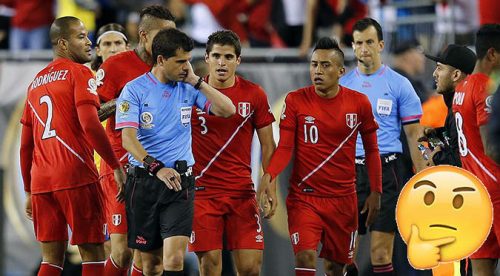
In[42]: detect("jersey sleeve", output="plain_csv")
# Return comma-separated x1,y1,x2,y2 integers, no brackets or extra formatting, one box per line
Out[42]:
73,66,100,108
358,94,378,134
474,82,492,127
279,92,297,131
115,84,140,129
20,98,33,126
96,61,121,102
398,77,423,124
253,86,275,129
193,86,211,113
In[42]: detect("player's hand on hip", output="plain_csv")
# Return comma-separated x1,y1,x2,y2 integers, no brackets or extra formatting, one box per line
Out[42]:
408,224,455,269
157,168,182,192
25,192,32,220
114,167,126,202
361,191,381,227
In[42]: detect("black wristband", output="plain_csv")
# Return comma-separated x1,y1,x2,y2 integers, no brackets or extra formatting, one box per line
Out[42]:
194,76,203,90
143,155,165,176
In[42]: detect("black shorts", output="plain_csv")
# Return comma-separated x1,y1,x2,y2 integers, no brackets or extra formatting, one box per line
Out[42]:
356,153,403,235
125,166,195,251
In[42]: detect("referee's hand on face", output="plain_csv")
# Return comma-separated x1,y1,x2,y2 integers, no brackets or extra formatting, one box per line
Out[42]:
157,168,182,192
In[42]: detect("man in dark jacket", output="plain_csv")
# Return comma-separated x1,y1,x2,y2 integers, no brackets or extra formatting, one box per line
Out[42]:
423,44,477,166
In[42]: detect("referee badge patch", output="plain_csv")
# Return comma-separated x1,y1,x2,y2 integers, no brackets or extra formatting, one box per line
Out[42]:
181,107,192,127
140,112,154,129
112,214,122,226
119,101,130,113
376,98,393,117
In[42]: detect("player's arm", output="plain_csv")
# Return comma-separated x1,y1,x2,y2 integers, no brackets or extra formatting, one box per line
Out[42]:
121,128,182,191
185,62,235,117
20,124,34,220
256,124,277,218
98,98,117,121
77,103,126,201
360,130,382,227
404,122,428,172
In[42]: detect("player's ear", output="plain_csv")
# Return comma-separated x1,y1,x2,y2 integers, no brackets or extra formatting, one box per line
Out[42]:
204,52,209,63
57,38,68,50
339,66,346,77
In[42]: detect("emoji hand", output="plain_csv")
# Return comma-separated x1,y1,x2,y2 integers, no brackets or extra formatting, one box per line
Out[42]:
408,225,456,269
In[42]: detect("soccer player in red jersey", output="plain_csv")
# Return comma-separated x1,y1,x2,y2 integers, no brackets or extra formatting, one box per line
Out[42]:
189,30,277,275
96,6,176,276
452,24,500,276
260,37,382,276
19,16,125,276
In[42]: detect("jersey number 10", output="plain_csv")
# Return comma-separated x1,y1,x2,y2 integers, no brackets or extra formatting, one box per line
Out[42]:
304,124,319,144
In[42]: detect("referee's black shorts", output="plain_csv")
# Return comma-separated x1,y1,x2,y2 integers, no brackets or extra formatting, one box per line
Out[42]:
355,153,404,235
124,165,195,251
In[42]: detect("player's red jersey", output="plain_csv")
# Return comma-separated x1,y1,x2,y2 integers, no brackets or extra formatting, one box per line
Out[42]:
452,73,499,192
20,58,100,194
278,85,378,197
191,76,275,198
96,50,150,175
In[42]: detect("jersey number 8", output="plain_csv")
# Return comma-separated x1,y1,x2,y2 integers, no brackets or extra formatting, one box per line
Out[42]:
455,112,468,157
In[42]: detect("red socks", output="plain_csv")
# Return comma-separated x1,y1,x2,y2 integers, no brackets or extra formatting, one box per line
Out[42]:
82,261,105,276
295,267,316,276
38,262,63,276
130,263,143,276
104,256,129,276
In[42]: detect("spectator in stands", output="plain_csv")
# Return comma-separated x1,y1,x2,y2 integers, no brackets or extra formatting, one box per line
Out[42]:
299,0,367,56
7,0,54,51
272,0,306,47
57,0,99,41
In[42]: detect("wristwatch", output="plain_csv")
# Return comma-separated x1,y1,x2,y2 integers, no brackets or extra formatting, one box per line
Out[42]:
143,155,156,166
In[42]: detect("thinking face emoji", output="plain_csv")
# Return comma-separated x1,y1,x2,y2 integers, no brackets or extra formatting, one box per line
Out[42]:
396,165,492,269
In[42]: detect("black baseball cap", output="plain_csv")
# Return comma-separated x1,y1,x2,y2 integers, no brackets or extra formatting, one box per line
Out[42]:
425,44,477,74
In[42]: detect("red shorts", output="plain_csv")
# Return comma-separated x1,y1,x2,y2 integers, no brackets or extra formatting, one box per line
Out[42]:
188,196,264,252
32,183,106,245
471,190,500,259
100,173,127,234
286,193,358,264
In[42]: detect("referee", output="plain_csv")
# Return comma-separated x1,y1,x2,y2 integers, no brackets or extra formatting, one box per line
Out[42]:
116,28,235,276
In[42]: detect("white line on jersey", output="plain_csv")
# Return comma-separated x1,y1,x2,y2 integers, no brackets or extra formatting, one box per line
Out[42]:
298,122,361,186
469,150,497,182
28,100,85,163
195,111,254,180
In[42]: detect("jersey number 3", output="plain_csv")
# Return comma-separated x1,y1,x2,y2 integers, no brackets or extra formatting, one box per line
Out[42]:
40,95,57,139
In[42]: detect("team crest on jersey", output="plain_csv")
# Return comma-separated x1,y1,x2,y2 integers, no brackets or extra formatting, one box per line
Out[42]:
95,69,105,86
291,232,300,245
180,107,192,127
140,112,154,129
112,214,122,226
238,102,251,117
305,116,315,124
87,78,98,95
119,101,130,113
189,231,195,244
346,113,357,129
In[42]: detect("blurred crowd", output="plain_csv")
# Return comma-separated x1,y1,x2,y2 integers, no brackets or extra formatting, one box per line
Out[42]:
0,0,499,53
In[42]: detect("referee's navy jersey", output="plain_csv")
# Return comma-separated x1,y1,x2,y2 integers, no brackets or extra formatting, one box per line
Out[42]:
116,72,210,168
340,65,422,157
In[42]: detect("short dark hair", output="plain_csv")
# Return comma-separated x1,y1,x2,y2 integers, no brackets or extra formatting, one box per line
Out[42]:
206,30,242,57
475,24,500,59
139,5,175,32
353,18,383,41
152,28,193,63
49,16,81,46
92,23,128,71
313,37,345,64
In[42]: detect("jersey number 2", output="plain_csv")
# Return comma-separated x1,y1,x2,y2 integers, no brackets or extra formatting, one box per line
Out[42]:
40,95,56,139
